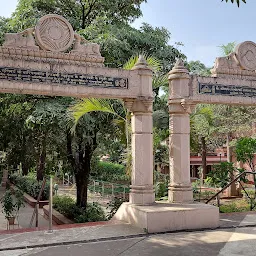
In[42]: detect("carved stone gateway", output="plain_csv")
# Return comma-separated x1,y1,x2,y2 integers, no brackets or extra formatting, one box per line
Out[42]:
4,15,254,234
0,15,156,230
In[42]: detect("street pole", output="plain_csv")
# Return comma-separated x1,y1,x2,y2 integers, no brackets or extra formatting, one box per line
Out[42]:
48,176,53,233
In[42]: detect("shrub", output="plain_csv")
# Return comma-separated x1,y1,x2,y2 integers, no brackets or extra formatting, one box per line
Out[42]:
106,197,128,220
91,161,129,182
53,195,106,223
155,182,167,198
9,173,49,200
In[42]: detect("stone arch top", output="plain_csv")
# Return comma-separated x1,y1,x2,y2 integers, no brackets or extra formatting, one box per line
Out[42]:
2,14,104,66
0,15,153,102
168,41,256,106
211,41,256,79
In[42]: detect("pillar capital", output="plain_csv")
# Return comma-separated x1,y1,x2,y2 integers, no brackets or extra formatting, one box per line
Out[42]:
168,99,196,114
168,59,190,80
124,97,154,113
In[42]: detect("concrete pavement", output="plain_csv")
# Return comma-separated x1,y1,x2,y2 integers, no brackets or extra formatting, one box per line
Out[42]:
0,226,255,256
0,189,49,231
0,212,256,255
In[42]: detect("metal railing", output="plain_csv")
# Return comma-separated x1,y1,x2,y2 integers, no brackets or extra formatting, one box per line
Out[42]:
205,171,256,210
88,179,129,199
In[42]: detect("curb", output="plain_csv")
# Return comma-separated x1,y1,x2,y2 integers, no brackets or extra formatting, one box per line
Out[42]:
0,223,256,252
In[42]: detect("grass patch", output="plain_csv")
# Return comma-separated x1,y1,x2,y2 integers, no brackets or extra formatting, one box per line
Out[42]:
219,199,251,213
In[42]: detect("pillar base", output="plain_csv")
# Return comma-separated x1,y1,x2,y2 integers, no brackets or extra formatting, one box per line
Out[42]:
168,184,193,203
114,202,219,233
129,185,155,205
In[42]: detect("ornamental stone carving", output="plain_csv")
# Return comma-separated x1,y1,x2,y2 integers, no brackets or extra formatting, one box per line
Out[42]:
1,14,104,67
211,41,256,79
235,41,256,71
71,33,101,56
3,28,39,50
35,14,74,52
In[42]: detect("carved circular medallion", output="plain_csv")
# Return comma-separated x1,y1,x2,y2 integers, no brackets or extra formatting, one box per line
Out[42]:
235,41,256,71
35,14,74,52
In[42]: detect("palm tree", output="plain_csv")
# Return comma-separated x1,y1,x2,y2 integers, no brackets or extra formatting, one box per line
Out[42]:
70,54,168,176
219,42,236,56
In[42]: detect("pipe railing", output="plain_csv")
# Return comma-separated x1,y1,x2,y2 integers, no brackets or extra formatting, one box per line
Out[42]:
205,171,255,205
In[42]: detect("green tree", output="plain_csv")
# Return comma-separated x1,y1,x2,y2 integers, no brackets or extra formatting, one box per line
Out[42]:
187,61,211,76
207,162,235,188
0,17,13,45
236,137,256,172
236,137,256,202
80,21,185,70
10,0,146,31
190,105,216,179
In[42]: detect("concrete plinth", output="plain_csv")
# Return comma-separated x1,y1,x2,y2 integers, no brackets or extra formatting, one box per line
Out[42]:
114,202,219,233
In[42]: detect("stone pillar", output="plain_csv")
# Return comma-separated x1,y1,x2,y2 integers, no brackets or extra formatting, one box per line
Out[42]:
124,56,155,205
1,169,8,187
168,60,194,203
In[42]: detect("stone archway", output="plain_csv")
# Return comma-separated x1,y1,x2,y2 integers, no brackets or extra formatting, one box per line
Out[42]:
4,14,254,234
0,15,154,211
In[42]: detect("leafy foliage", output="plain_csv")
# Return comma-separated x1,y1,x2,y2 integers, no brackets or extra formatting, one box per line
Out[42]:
236,137,256,171
106,197,128,220
1,188,24,218
206,162,235,188
10,0,146,31
91,160,128,182
155,182,168,198
53,195,106,223
187,61,211,76
9,173,50,200
80,22,185,71
219,42,236,56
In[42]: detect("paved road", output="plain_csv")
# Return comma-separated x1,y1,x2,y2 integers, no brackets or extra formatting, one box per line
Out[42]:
1,226,256,256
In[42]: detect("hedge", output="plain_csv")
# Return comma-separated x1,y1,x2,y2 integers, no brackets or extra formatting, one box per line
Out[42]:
53,195,106,223
9,173,50,201
91,161,129,182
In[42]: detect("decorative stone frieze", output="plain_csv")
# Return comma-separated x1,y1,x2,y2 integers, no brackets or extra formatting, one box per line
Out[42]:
71,33,101,56
3,28,39,50
211,41,256,79
1,14,104,67
236,41,256,71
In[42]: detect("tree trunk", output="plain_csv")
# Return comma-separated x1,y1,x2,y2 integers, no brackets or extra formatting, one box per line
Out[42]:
37,135,46,181
201,137,207,180
22,163,29,176
75,145,95,209
226,133,238,196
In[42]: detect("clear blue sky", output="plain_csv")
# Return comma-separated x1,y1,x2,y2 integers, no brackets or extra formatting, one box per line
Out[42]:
1,0,255,67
